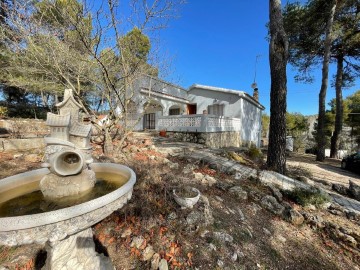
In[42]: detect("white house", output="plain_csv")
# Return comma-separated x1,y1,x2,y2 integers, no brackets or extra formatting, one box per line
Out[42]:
187,84,264,146
124,75,265,147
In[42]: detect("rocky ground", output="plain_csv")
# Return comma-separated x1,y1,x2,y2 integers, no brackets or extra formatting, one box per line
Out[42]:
0,134,359,270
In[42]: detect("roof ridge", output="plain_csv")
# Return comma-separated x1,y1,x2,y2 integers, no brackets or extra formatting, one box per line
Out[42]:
46,112,71,126
55,89,82,109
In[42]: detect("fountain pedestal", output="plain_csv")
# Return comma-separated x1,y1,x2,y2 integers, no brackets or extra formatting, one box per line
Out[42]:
43,228,112,270
40,168,96,199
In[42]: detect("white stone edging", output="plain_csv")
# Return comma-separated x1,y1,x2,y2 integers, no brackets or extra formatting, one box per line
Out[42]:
259,170,311,191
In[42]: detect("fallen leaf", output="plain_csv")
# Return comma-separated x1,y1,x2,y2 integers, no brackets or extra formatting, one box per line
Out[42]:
171,259,182,267
107,237,115,244
159,226,168,237
98,233,107,244
187,252,193,266
135,249,141,257
139,239,147,250
165,253,173,262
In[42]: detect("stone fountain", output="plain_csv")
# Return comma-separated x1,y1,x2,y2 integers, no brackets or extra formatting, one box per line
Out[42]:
40,89,96,200
0,89,136,269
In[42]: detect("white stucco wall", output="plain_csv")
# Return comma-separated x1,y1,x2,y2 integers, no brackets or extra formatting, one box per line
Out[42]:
240,98,262,147
129,76,188,131
188,88,242,117
188,87,263,146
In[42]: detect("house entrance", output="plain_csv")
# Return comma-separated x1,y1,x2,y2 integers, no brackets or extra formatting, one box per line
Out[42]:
187,104,197,115
143,101,163,130
144,113,156,129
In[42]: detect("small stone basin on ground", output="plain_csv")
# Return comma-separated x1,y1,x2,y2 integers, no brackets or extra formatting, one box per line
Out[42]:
173,187,201,209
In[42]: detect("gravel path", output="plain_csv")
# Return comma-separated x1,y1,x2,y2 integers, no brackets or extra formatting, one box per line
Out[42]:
286,153,360,186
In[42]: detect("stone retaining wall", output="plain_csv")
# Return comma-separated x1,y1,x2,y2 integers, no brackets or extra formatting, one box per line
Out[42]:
168,131,241,148
0,119,49,138
0,138,46,152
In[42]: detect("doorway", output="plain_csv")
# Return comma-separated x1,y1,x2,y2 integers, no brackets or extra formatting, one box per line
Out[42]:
187,104,197,115
144,113,156,129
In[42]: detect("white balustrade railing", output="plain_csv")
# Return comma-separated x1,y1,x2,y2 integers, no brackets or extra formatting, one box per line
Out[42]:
157,114,241,132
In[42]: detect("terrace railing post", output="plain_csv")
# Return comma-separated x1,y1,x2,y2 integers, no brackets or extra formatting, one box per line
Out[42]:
201,115,207,132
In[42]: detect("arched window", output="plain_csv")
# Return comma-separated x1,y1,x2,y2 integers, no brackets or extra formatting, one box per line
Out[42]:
169,105,181,115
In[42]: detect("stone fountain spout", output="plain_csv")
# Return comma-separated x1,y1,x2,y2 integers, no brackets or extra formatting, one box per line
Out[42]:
51,150,84,176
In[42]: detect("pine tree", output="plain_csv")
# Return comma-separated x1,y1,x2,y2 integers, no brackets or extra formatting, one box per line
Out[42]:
267,0,289,174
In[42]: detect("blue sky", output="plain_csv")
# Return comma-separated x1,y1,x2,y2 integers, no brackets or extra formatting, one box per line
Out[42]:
156,0,359,115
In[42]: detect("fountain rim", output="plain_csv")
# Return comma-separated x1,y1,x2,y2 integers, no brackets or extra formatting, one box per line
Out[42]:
0,163,136,232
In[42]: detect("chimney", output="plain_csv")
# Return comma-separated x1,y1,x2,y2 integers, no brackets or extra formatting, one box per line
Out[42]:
253,87,259,101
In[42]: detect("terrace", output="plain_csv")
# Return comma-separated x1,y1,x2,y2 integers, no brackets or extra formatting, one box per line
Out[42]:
157,114,241,133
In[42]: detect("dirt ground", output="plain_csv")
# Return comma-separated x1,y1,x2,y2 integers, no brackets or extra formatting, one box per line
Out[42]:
0,138,359,270
286,152,360,186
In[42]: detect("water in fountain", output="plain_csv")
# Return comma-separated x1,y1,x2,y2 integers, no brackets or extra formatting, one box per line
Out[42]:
0,172,127,217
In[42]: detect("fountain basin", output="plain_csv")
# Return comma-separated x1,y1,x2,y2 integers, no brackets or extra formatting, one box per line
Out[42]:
0,163,136,246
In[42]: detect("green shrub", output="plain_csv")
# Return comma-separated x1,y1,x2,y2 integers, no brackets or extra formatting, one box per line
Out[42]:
0,106,8,118
247,143,263,159
285,187,330,207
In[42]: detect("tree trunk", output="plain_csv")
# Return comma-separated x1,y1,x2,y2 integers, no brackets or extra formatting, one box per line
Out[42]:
0,0,8,47
40,90,49,107
54,94,59,104
267,0,288,174
0,2,4,24
330,55,344,158
316,0,336,162
103,128,114,156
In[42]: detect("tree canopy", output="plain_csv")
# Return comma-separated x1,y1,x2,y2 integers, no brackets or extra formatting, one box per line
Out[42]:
283,0,360,83
0,0,94,99
283,0,360,160
286,112,309,152
345,90,360,149
0,0,183,154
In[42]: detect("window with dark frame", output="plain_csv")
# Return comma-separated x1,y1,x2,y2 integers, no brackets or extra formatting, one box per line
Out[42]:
208,104,224,116
144,113,156,129
169,108,181,115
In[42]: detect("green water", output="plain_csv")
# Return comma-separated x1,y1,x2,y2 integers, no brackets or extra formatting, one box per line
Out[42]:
0,172,127,217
